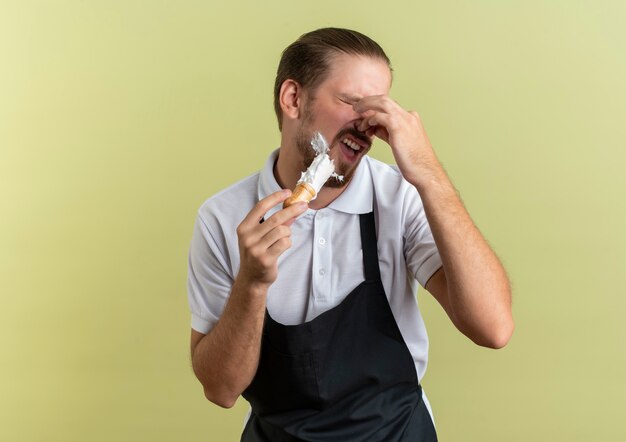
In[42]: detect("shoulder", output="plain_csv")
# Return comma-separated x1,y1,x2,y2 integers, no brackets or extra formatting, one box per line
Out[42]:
197,173,260,233
365,155,404,179
365,156,423,210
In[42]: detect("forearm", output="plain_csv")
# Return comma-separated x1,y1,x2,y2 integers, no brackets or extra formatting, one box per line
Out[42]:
192,278,268,408
414,168,514,347
351,96,513,346
189,192,306,407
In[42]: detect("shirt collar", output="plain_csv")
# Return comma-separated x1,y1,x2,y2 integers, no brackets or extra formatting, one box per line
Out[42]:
326,155,373,214
257,149,284,219
257,149,373,218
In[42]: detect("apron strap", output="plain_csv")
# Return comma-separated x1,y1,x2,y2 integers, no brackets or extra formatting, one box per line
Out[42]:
359,211,382,282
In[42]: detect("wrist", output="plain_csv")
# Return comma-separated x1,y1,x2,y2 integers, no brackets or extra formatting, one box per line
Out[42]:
410,164,449,194
233,275,271,298
413,170,463,218
399,146,444,191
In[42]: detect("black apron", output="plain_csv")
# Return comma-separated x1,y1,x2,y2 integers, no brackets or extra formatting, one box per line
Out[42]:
241,211,437,441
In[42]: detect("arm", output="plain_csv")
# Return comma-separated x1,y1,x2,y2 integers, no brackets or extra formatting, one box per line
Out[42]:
355,96,514,348
190,190,308,408
419,167,513,349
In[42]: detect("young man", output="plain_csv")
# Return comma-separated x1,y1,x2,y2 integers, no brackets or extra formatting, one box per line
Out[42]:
188,27,513,441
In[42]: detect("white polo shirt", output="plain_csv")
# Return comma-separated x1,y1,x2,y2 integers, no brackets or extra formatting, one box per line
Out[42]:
187,149,442,416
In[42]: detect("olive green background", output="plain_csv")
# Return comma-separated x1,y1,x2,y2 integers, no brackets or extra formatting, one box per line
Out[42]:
2,0,625,440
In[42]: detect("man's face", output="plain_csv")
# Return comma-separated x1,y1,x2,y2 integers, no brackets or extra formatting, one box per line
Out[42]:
294,54,392,188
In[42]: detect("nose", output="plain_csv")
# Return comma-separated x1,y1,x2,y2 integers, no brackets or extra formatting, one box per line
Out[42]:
352,118,367,135
351,106,372,134
353,105,367,119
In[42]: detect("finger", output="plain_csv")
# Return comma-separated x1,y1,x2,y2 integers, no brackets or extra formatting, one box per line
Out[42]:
267,236,292,258
283,216,297,227
240,189,291,229
372,112,395,129
359,112,393,133
358,116,390,143
353,95,399,114
241,200,306,250
263,201,308,231
258,224,292,253
365,126,377,138
373,125,390,143
358,116,372,132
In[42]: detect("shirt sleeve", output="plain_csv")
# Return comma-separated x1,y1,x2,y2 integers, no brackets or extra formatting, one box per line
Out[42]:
403,187,443,288
187,212,234,334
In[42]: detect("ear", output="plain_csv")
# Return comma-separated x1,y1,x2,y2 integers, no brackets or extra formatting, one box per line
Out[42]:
279,79,303,121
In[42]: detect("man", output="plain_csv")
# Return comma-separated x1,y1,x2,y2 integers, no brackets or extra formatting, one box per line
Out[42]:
187,28,513,441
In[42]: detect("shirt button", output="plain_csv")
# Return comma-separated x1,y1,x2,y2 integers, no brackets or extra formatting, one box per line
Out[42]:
318,237,326,245
319,268,326,276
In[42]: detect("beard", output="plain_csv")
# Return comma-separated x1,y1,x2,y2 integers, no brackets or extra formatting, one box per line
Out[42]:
295,106,371,189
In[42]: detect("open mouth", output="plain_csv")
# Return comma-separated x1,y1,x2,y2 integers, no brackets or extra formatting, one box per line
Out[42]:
339,137,368,162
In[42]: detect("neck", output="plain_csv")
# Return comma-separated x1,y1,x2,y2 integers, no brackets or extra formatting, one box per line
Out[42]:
308,186,348,210
273,147,300,191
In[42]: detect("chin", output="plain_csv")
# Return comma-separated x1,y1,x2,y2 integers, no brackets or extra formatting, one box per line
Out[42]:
324,177,348,189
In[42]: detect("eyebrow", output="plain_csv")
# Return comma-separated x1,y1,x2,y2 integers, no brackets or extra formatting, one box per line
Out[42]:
337,94,361,104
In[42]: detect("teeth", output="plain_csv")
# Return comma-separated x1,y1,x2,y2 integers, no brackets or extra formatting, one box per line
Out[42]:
342,138,360,151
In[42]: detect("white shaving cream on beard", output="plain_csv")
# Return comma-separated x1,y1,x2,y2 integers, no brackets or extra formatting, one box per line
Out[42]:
297,132,344,196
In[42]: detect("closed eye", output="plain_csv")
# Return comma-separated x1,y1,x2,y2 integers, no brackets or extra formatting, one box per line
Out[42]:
337,95,360,106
